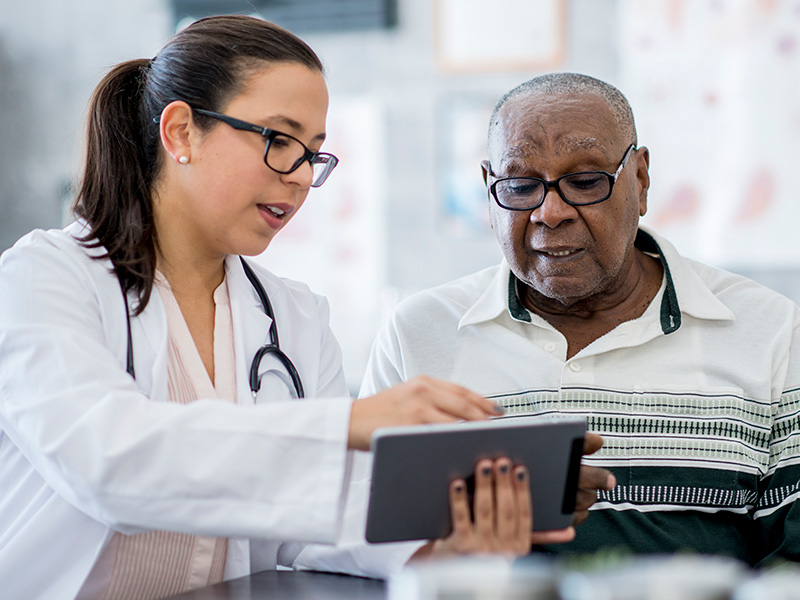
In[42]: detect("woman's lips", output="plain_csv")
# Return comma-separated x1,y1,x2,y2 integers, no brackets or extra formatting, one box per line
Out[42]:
257,203,293,229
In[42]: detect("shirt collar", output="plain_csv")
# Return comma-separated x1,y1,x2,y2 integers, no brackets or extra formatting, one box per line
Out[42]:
458,261,522,329
458,226,734,333
638,226,735,325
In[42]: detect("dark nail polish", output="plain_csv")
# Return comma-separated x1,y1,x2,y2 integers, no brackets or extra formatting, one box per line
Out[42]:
517,470,525,481
499,463,509,474
482,466,491,477
454,482,464,493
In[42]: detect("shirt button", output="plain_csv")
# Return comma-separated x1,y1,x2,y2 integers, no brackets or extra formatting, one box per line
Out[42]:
568,362,581,372
544,342,556,352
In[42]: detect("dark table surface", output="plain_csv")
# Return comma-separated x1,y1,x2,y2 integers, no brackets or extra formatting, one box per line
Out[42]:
166,570,387,600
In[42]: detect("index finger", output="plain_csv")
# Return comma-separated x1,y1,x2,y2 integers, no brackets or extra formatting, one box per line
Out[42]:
578,464,616,492
582,432,604,455
530,526,576,545
430,380,505,420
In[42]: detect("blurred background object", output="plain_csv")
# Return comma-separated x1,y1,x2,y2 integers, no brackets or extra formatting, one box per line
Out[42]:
2,0,799,391
388,553,750,600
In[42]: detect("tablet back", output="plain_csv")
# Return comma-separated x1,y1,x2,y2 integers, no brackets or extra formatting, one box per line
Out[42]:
365,416,585,543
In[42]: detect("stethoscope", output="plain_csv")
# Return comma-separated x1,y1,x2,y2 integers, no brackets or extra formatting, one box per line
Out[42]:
122,256,304,399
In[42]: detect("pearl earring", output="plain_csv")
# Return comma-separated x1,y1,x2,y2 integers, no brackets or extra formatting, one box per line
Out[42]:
178,156,189,164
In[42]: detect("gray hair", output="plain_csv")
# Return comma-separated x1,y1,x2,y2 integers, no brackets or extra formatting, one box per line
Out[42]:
488,72,637,149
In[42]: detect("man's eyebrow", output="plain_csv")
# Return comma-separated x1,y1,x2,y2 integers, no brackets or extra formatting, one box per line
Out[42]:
558,136,606,153
266,114,327,142
499,141,540,162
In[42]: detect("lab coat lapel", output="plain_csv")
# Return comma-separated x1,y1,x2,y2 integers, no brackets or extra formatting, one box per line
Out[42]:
226,255,274,406
130,287,169,400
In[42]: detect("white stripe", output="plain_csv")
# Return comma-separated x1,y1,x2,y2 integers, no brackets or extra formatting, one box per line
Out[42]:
583,457,765,475
753,489,800,519
591,502,752,514
763,454,800,476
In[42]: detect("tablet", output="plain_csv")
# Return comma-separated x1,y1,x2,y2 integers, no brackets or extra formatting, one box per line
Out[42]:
365,416,586,543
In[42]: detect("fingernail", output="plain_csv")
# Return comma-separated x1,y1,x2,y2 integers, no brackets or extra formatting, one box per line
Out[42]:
499,463,509,474
454,481,464,493
607,474,617,489
517,470,526,481
492,404,505,415
482,466,491,477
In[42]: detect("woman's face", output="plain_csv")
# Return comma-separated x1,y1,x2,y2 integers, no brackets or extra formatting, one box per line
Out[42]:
162,62,330,259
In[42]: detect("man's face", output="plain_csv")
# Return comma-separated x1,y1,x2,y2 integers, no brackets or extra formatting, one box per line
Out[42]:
483,92,650,309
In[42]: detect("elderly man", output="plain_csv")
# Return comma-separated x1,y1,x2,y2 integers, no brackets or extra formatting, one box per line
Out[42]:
361,73,800,566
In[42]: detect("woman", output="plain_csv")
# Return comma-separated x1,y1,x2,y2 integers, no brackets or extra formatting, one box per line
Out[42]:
0,15,577,600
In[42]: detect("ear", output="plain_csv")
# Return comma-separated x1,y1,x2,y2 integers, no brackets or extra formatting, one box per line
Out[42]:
480,160,491,186
158,101,196,164
480,160,495,231
634,146,651,217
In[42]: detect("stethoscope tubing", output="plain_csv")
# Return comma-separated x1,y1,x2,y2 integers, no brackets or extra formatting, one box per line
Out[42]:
239,257,305,399
120,256,304,399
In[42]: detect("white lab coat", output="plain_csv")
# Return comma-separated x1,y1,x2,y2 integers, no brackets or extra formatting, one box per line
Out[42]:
0,223,364,598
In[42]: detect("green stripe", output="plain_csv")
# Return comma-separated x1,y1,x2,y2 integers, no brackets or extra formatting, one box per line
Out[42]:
493,391,774,476
507,273,531,322
534,509,755,564
493,390,772,424
596,468,758,509
634,229,681,334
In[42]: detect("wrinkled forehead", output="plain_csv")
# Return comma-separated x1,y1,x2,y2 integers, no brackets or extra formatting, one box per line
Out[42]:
488,91,622,165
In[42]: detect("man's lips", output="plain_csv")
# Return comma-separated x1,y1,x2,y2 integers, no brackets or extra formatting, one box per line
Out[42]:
535,247,584,258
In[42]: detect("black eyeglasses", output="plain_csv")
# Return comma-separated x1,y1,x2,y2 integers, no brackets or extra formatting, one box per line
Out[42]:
487,144,636,211
194,108,339,188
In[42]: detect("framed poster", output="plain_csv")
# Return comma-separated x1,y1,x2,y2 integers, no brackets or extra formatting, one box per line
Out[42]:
434,0,566,72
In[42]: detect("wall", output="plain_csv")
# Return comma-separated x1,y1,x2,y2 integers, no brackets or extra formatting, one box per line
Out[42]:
0,0,170,249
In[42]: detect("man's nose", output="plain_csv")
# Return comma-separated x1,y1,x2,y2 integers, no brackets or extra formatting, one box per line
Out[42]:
531,186,578,228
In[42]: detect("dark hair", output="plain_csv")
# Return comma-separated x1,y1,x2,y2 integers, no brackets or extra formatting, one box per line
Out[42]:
73,15,324,314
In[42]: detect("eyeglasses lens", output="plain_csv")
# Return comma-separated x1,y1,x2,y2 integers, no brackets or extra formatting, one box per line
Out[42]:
264,133,337,188
494,173,611,209
265,134,306,173
310,155,337,188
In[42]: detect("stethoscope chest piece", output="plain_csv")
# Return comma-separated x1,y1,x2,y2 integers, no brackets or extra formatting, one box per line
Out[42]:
121,256,305,399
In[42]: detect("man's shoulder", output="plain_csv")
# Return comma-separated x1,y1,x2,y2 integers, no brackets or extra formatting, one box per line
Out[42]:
648,228,798,319
683,254,797,312
393,263,503,317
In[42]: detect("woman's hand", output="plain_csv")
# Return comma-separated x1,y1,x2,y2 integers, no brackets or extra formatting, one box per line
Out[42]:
409,457,576,562
572,433,616,526
348,376,503,451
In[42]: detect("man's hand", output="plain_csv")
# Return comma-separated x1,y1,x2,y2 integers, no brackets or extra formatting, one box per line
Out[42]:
573,432,616,526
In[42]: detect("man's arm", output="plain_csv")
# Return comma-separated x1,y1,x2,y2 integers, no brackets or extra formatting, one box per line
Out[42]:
753,316,800,565
360,314,407,397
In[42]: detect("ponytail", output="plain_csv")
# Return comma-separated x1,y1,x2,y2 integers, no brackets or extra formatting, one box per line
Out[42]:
73,59,157,315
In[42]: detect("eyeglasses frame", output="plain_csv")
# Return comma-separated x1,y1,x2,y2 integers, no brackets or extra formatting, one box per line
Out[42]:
487,144,637,211
193,108,338,188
